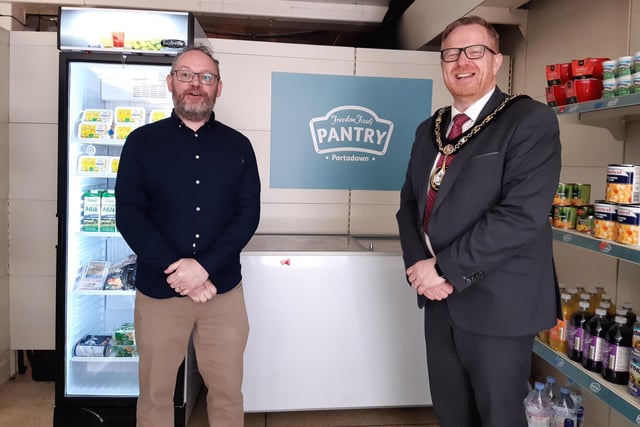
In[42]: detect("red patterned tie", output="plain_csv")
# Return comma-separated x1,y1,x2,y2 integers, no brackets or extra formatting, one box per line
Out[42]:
422,113,470,233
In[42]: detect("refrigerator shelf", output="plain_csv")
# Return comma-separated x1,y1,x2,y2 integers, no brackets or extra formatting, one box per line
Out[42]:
74,289,135,296
71,356,139,363
75,171,118,179
76,231,122,237
73,138,125,147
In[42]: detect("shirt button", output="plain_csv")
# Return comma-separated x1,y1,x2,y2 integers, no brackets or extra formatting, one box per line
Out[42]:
192,243,196,248
195,133,198,138
195,154,200,159
196,207,201,212
195,234,200,238
195,179,200,184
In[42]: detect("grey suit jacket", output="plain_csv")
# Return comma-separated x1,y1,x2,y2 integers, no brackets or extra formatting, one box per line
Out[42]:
396,88,562,337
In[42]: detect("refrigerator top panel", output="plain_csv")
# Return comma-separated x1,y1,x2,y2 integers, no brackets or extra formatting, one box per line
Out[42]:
58,7,191,54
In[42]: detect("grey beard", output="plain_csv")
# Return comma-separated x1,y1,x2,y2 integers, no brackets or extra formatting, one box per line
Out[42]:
175,104,212,122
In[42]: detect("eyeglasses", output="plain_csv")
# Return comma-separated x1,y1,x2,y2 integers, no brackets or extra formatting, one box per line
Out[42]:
172,70,219,85
440,44,498,62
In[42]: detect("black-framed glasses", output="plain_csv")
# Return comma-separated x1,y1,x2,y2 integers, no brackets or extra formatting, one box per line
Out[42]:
173,70,219,85
440,44,498,62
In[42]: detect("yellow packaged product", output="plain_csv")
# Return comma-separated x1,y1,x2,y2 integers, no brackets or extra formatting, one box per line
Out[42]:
78,155,109,173
110,157,120,174
114,124,138,140
78,122,111,139
149,109,171,122
115,106,146,124
81,109,113,124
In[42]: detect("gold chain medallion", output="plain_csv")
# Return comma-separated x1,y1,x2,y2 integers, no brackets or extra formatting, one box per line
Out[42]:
429,94,522,191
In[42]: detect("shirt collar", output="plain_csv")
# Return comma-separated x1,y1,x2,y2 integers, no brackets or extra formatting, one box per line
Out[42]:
170,109,217,129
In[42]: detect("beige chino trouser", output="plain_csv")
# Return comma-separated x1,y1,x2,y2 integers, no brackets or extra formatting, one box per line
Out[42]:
135,283,249,427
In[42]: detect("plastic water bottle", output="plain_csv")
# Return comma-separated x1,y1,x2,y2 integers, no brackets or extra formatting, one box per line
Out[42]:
544,376,559,401
564,379,584,426
525,381,552,427
551,387,577,427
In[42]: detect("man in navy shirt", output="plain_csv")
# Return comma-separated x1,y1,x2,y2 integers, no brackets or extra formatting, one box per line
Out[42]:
115,44,261,427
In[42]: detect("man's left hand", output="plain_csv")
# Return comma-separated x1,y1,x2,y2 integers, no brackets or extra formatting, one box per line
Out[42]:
165,258,209,295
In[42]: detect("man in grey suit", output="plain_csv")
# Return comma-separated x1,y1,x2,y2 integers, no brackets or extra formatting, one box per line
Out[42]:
396,15,561,427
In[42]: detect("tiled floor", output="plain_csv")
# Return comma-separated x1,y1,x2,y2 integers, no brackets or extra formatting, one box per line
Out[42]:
0,365,439,427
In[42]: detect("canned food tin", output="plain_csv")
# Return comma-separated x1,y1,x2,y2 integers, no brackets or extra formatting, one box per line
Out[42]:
606,164,640,203
618,55,634,77
615,204,640,245
575,205,595,217
593,200,617,240
553,205,577,229
554,183,574,206
603,59,617,79
616,75,632,96
572,183,591,206
629,348,640,397
602,78,617,98
633,322,640,349
576,215,595,234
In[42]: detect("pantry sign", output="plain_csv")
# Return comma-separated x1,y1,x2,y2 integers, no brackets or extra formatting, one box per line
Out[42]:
270,72,432,190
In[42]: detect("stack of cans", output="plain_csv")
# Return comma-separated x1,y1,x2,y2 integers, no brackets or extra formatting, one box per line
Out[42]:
553,183,593,230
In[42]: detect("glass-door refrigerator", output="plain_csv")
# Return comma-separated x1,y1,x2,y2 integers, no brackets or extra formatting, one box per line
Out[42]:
54,7,208,426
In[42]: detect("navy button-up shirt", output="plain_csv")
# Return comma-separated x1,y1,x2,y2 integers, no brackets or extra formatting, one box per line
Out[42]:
115,111,261,298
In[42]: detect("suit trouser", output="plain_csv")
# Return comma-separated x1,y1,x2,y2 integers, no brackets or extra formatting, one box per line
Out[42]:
424,300,534,427
135,283,249,427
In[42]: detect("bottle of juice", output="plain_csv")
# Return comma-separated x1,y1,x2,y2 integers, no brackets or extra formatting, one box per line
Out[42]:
567,300,593,362
549,292,572,353
586,286,600,309
600,294,616,314
599,301,613,322
595,286,607,308
582,307,612,372
566,287,579,311
602,314,632,384
621,302,636,327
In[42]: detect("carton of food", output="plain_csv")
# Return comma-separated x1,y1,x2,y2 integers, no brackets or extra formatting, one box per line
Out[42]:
78,122,111,139
149,109,172,122
114,124,138,140
81,109,113,124
78,155,109,173
74,335,111,357
115,106,145,124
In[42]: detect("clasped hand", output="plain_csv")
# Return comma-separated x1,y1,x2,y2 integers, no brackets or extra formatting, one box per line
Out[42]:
165,258,217,302
406,258,454,301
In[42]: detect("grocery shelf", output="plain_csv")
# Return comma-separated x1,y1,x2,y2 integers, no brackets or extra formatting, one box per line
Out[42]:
552,228,640,265
554,92,640,125
533,339,640,425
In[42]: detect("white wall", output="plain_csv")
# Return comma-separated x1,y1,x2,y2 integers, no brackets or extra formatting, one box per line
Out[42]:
8,31,58,350
0,25,10,383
